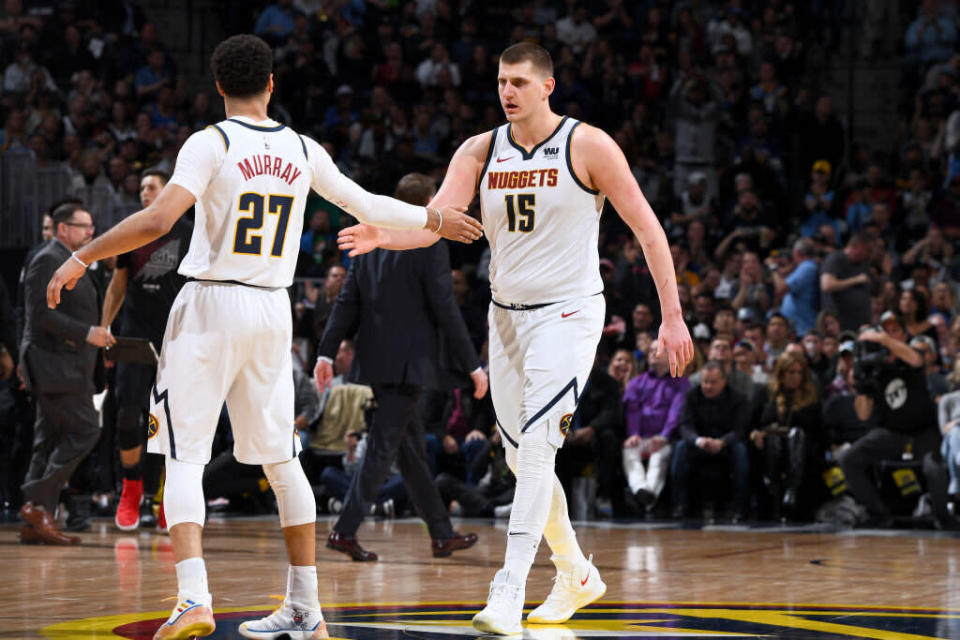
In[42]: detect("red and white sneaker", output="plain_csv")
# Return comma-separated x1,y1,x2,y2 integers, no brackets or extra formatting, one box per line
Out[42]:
115,478,143,531
527,554,606,624
156,503,168,533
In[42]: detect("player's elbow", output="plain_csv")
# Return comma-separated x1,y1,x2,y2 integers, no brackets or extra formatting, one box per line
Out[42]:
143,206,177,236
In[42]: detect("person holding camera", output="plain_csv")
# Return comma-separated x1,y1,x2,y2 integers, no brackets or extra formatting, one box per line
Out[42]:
838,311,941,526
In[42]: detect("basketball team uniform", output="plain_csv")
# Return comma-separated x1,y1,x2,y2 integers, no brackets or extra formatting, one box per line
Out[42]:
478,116,605,449
148,116,428,466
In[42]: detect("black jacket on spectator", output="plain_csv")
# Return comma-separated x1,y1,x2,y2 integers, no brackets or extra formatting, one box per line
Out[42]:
677,384,750,447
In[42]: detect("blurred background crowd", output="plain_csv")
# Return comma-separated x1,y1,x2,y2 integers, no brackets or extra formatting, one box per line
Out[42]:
2,0,960,530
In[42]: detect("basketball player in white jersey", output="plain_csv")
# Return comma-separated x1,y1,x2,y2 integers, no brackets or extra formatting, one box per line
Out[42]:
47,35,482,640
334,42,694,635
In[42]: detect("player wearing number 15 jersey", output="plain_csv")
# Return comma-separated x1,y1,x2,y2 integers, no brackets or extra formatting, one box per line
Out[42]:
46,35,483,640
336,43,693,635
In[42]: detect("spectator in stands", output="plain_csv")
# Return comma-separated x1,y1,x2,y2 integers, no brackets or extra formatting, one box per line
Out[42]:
899,289,939,345
731,251,771,316
938,362,960,498
753,352,826,519
905,0,957,71
134,48,172,101
821,232,872,332
689,336,755,401
415,43,460,88
607,347,637,394
774,238,820,336
670,72,724,198
556,5,597,55
254,0,297,46
764,312,792,370
800,160,839,239
622,341,688,513
911,334,948,402
3,43,56,96
671,360,751,520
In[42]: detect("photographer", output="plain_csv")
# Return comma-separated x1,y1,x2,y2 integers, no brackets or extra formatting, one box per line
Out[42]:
838,311,941,526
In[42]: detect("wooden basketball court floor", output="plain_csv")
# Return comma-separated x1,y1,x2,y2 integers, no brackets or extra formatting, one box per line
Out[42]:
2,516,960,639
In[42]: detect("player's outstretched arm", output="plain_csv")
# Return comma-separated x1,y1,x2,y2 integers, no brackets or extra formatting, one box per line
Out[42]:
305,136,482,244
336,132,490,256
575,124,694,376
47,184,196,308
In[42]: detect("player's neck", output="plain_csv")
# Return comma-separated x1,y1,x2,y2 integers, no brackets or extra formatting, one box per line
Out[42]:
223,97,270,122
509,109,563,148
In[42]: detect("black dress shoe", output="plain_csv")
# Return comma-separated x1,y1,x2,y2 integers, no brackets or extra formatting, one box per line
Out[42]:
326,531,378,561
431,531,478,557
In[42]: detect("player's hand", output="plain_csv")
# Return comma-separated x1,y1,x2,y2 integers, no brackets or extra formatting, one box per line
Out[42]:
314,358,334,392
86,327,116,348
47,257,86,308
338,224,383,257
436,205,483,243
470,367,488,399
656,315,694,377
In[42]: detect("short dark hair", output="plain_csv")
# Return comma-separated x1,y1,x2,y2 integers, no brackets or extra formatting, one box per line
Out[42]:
499,42,553,77
702,360,725,375
394,173,436,206
51,202,87,231
141,167,170,185
210,34,273,98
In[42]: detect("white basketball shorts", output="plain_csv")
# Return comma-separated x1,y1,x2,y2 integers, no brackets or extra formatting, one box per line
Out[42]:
146,280,301,465
488,293,605,450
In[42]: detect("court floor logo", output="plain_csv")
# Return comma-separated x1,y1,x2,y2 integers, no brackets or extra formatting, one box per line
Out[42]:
40,601,960,639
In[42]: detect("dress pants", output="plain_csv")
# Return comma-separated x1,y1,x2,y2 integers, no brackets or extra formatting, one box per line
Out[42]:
334,383,452,540
21,392,99,512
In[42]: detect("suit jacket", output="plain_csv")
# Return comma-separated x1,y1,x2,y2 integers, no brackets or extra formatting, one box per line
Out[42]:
20,239,100,394
318,241,480,390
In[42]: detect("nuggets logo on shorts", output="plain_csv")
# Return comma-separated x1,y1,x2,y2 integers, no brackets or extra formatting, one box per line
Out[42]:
147,413,159,440
559,413,574,437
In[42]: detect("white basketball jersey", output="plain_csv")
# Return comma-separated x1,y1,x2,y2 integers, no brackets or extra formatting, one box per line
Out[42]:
478,116,603,305
173,117,313,289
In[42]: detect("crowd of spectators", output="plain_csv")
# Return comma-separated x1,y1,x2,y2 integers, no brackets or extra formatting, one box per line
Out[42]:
4,0,960,528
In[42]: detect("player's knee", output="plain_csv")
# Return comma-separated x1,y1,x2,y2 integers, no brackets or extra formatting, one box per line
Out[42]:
263,457,315,528
164,457,206,527
116,406,145,450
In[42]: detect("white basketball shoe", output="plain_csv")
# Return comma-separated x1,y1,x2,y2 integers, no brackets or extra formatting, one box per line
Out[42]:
472,569,525,635
527,555,606,624
238,601,328,639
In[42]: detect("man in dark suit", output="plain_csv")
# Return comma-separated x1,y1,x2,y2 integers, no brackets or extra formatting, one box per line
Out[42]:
18,202,114,544
317,173,486,561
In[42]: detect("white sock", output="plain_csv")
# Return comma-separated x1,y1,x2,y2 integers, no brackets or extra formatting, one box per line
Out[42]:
287,565,322,612
543,475,588,571
175,557,211,606
502,428,556,586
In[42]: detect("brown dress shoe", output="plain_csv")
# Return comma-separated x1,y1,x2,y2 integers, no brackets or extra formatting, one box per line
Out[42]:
20,525,42,544
326,531,378,561
431,531,478,557
19,502,81,545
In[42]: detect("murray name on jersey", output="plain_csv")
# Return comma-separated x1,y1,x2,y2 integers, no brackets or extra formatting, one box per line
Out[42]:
236,153,302,186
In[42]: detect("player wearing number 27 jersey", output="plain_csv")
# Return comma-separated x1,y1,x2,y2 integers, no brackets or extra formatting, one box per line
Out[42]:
46,34,482,640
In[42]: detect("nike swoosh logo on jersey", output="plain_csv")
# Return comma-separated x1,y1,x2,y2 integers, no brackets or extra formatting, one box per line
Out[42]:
581,570,590,586
562,310,580,318
496,156,515,163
